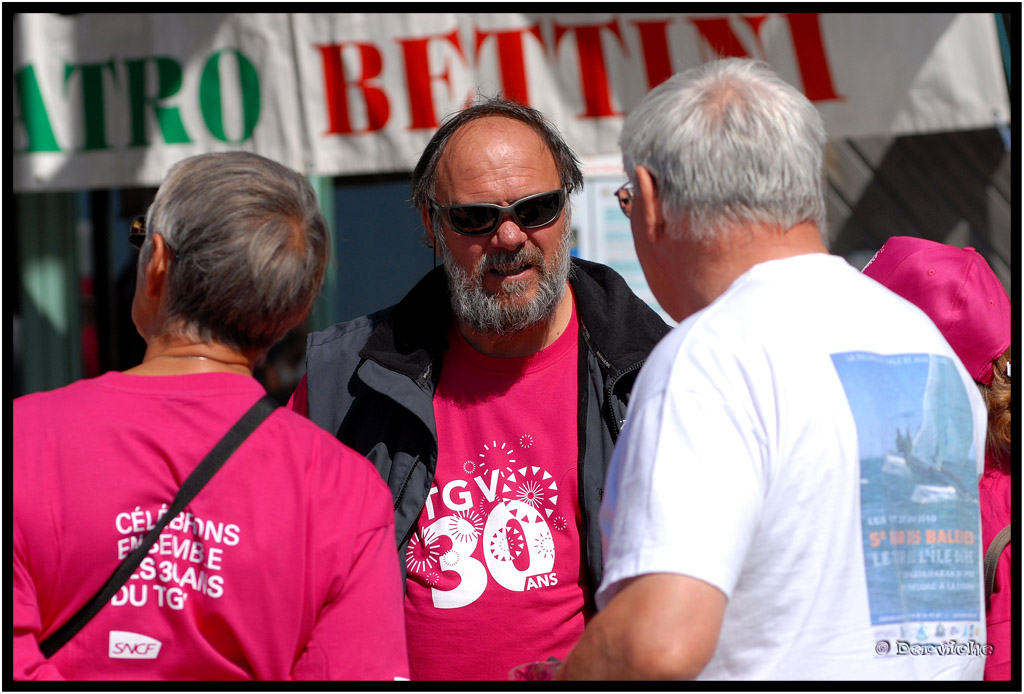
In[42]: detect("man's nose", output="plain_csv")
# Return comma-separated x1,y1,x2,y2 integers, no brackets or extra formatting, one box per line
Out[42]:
491,214,528,249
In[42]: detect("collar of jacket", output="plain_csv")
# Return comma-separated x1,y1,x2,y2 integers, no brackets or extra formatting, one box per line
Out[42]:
359,257,668,384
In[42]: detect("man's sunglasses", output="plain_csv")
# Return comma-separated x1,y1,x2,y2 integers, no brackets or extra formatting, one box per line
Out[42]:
129,215,179,258
430,189,566,236
614,182,634,218
129,215,147,249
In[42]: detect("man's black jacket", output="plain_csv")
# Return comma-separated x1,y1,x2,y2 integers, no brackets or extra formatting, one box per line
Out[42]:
302,257,670,595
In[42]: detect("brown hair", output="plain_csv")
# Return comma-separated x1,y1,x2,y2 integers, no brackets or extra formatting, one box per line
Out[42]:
978,346,1012,469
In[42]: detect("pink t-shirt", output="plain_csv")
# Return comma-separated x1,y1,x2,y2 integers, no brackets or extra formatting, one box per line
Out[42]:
404,301,589,680
979,454,1011,681
13,371,409,681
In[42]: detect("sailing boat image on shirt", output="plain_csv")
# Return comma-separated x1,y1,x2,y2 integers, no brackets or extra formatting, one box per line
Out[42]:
831,352,982,642
884,426,974,504
878,355,979,505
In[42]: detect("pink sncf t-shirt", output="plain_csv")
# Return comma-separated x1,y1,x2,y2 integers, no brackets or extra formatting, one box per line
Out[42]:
13,372,408,681
404,298,588,680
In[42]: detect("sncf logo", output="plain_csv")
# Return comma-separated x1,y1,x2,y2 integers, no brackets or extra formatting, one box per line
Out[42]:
108,631,162,659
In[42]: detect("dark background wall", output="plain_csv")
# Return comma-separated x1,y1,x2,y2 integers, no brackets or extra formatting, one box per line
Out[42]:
827,128,1012,292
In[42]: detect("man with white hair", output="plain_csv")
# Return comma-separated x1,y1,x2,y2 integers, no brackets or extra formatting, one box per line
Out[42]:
559,59,987,680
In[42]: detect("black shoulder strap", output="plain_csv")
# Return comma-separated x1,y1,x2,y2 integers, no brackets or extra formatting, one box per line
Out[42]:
984,523,1011,611
39,394,278,658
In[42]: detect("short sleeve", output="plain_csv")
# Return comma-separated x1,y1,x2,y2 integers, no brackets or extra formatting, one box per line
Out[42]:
12,521,65,680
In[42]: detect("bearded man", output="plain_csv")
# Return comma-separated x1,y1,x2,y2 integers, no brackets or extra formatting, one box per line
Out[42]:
289,97,669,680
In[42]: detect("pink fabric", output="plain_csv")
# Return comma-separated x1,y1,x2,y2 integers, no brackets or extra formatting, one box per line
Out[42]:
13,371,409,681
288,375,308,417
862,237,1010,385
979,455,1012,681
404,301,588,680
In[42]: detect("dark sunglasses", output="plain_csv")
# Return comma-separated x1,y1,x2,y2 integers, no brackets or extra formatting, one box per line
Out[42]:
430,189,566,236
129,215,147,249
129,215,178,258
614,182,634,218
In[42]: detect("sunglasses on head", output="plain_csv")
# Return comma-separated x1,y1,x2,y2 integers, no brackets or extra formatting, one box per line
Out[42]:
430,189,566,236
129,215,147,249
128,215,179,258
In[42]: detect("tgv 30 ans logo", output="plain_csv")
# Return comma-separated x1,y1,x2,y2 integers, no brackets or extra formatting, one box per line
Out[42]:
108,631,162,659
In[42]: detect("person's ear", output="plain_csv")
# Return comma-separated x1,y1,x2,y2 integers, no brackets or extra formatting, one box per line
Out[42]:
635,165,665,245
421,206,437,248
141,234,172,301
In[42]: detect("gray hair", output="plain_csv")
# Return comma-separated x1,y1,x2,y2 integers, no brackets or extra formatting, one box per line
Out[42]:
619,58,827,243
138,151,329,357
411,96,584,230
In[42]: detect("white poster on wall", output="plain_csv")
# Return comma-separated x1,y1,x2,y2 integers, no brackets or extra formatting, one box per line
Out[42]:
572,156,675,325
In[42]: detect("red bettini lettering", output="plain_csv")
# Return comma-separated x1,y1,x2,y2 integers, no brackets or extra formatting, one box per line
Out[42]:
687,14,841,103
318,42,390,134
473,24,544,105
783,13,842,102
554,18,626,118
398,28,467,130
688,15,764,61
632,19,674,90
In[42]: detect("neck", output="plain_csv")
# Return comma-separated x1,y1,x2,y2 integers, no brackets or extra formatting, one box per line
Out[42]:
677,222,828,320
127,338,255,377
457,289,574,358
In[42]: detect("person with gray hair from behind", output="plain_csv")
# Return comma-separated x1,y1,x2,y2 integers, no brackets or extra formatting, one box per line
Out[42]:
14,152,410,681
557,59,987,680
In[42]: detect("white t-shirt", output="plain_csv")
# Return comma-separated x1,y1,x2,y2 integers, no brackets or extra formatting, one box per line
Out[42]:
598,254,987,680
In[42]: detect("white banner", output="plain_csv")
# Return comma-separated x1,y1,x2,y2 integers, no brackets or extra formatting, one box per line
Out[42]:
13,12,1010,191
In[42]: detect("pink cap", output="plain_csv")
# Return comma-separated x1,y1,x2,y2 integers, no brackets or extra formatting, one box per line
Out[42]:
863,236,1011,385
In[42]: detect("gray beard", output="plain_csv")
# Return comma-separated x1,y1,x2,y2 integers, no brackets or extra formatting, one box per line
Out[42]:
435,221,572,338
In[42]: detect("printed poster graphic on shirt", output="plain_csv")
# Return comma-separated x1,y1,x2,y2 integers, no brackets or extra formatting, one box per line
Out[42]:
111,506,240,611
406,434,571,608
831,352,982,645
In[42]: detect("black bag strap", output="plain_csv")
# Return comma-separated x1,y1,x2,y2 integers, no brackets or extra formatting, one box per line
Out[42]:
984,523,1011,611
39,394,278,658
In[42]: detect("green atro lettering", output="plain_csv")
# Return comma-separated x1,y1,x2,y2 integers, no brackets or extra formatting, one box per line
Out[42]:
199,49,261,144
17,48,261,154
14,65,61,152
64,59,117,151
126,57,192,146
